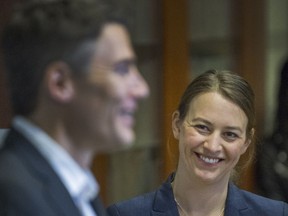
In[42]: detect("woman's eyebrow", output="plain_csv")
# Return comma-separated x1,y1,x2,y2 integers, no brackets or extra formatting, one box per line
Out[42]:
224,126,244,133
190,117,212,126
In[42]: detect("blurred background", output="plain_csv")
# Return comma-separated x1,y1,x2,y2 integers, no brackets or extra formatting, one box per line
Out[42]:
0,0,287,206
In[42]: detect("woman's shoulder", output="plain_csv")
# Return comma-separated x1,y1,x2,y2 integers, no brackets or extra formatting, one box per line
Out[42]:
107,176,175,216
236,184,285,204
228,183,288,214
107,190,157,216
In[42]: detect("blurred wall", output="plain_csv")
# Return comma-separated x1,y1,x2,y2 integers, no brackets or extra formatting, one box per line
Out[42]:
265,0,288,134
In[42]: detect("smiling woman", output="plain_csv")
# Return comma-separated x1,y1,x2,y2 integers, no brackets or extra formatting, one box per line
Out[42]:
173,91,251,185
107,70,288,216
174,70,255,179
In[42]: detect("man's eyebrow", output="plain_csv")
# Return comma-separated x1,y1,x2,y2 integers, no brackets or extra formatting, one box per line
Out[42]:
114,58,137,66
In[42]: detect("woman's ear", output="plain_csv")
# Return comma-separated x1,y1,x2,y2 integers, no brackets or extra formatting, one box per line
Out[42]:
172,111,181,140
44,61,75,103
241,128,255,155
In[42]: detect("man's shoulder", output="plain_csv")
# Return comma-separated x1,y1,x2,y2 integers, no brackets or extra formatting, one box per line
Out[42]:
0,129,45,187
0,128,81,216
0,139,35,186
0,129,27,170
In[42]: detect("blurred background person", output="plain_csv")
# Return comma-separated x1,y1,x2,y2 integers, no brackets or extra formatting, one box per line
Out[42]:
0,0,149,215
0,129,8,147
107,70,288,216
256,59,288,202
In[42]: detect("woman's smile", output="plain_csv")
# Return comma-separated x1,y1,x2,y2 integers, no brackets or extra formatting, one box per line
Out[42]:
196,152,223,164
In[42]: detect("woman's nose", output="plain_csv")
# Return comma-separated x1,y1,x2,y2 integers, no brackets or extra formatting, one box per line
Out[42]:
203,133,222,152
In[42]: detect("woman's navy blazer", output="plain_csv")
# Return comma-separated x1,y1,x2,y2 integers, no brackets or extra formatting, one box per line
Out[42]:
107,174,288,216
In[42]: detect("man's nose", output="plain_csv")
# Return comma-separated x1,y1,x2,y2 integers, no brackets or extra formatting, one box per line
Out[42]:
130,68,150,99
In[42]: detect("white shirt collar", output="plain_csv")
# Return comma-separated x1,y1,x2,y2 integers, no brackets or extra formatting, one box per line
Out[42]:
13,116,99,201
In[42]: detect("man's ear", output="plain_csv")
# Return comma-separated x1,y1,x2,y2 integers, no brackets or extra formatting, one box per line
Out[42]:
172,111,181,140
44,61,75,103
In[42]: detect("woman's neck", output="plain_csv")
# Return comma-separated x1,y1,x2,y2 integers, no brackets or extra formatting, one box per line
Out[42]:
172,171,228,216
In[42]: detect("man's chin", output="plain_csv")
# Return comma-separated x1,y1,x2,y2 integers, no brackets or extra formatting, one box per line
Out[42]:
101,132,135,153
115,134,135,150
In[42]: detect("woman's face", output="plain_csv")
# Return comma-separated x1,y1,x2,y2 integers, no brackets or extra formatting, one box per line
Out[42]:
172,92,251,185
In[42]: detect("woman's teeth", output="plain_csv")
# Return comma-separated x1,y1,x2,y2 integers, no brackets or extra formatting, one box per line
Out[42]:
199,155,220,164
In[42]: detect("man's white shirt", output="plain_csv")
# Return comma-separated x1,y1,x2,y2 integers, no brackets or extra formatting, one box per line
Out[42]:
13,116,99,216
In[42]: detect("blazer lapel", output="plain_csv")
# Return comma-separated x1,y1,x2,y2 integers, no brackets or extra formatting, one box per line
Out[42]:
151,175,179,216
44,176,82,216
225,183,253,216
91,196,108,216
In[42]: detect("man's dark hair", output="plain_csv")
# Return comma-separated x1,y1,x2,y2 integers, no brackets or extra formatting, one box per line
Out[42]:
2,0,125,116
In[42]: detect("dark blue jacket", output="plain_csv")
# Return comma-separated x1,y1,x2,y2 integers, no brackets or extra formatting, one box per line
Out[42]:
107,174,288,216
0,127,107,216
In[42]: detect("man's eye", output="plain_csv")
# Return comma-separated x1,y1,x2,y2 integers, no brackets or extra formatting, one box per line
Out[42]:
114,62,130,75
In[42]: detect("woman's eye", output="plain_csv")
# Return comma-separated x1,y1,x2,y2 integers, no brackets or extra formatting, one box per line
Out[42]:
223,132,239,141
194,124,210,132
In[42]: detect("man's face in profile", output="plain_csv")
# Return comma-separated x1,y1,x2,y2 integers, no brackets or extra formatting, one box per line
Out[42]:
70,23,150,152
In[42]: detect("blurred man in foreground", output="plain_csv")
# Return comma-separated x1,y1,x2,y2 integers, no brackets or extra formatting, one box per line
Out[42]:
0,0,149,215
